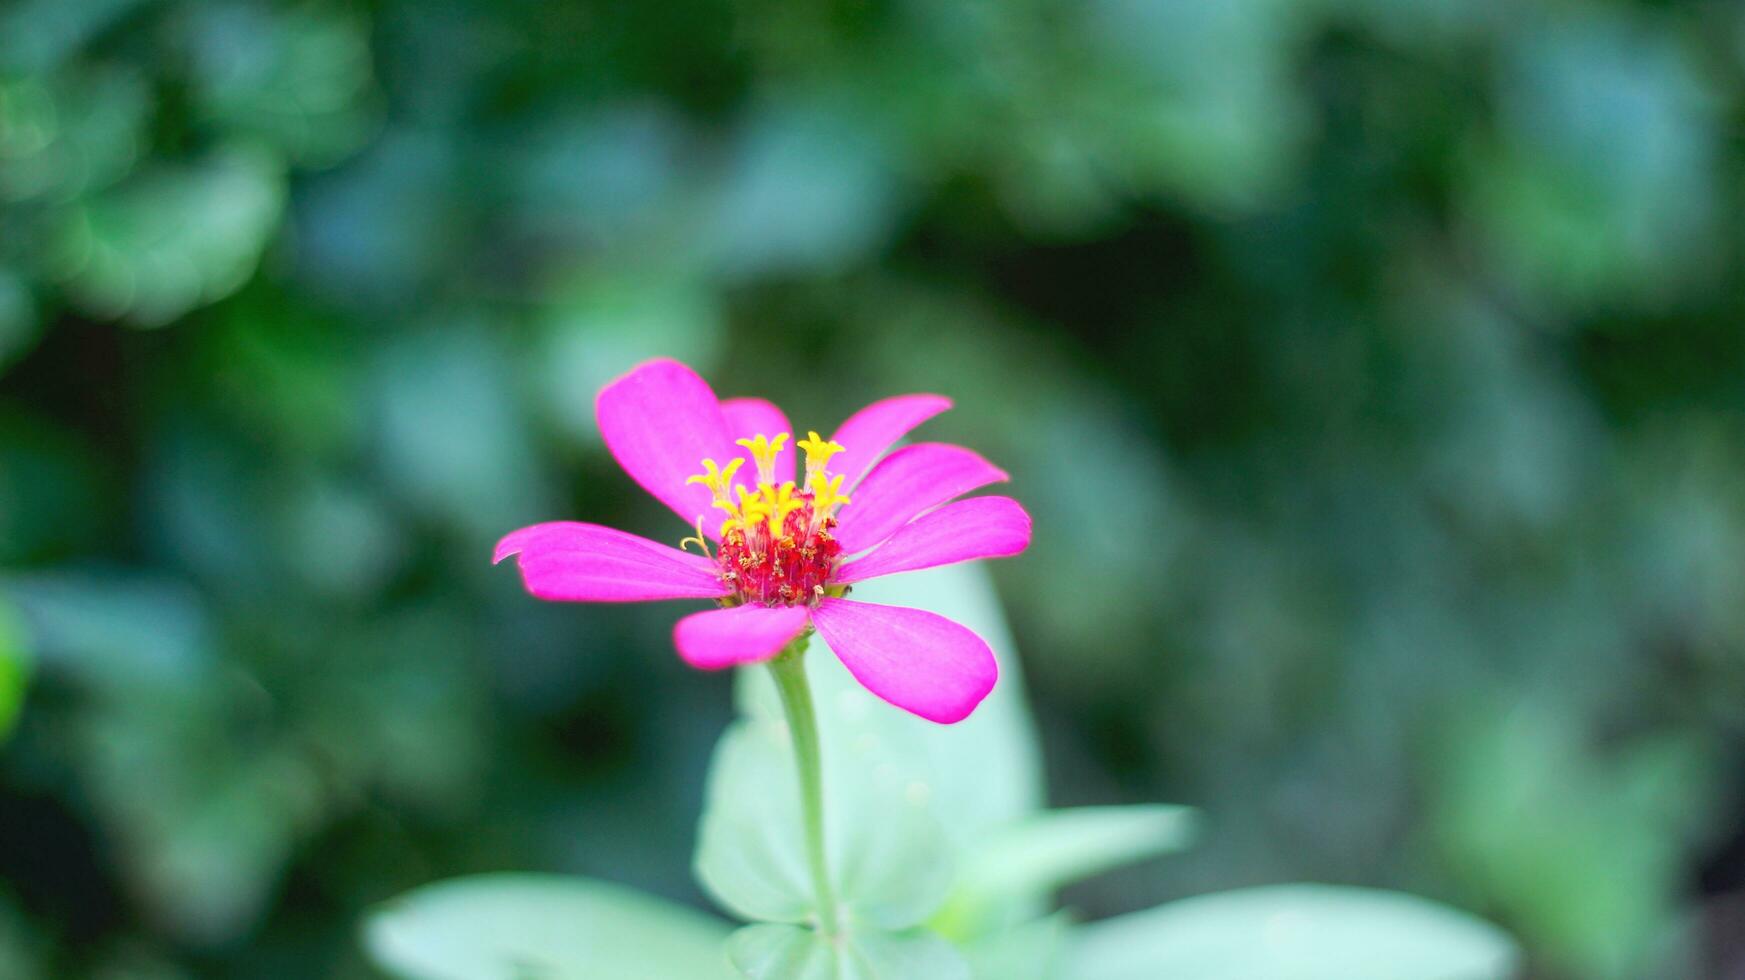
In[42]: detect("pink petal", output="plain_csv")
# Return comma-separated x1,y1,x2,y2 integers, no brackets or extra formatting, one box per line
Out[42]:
596,358,737,534
721,397,795,488
673,603,811,670
495,521,729,602
831,443,1009,554
809,598,997,724
834,497,1031,584
829,394,952,490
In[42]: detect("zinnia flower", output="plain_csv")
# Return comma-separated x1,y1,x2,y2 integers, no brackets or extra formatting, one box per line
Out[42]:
494,358,1031,724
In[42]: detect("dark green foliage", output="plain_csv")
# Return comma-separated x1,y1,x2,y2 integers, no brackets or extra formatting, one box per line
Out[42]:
1,0,1742,976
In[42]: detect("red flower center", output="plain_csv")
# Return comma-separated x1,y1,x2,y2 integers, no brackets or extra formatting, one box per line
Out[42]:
687,429,853,607
716,490,843,606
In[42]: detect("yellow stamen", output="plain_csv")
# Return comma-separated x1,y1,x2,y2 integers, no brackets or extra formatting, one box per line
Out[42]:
686,457,744,502
796,430,845,483
690,457,748,532
678,514,713,559
735,432,790,486
710,495,743,530
735,485,772,536
808,471,850,529
760,481,805,539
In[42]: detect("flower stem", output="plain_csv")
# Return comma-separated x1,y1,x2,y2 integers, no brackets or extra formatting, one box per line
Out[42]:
768,637,840,937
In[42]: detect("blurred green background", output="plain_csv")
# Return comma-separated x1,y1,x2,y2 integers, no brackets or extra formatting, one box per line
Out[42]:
1,0,1742,976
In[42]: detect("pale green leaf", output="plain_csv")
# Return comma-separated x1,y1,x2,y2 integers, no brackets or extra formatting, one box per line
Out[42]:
934,805,1197,939
734,564,1045,849
695,716,953,930
701,564,1041,929
695,720,819,925
363,873,736,980
1065,885,1520,980
831,564,1045,841
728,923,969,980
961,914,1070,980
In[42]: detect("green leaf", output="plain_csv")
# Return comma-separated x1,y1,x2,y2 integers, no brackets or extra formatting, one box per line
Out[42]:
845,564,1046,841
700,564,1043,931
363,873,736,980
1429,702,1706,979
728,923,969,980
695,720,817,925
48,149,286,327
0,601,31,739
179,5,377,166
933,805,1198,939
703,102,898,280
0,69,149,203
960,914,1069,980
536,273,726,445
695,717,954,930
1065,885,1520,980
736,564,1045,850
0,266,41,371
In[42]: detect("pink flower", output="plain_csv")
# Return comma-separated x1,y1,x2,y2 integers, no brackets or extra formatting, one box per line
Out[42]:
494,358,1032,724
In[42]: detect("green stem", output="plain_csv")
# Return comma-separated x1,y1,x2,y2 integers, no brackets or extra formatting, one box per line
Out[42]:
768,637,840,937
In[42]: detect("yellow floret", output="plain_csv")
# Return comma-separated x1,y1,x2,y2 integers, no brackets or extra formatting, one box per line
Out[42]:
796,430,845,481
732,485,772,536
735,432,790,485
808,471,850,520
686,457,743,502
760,481,805,538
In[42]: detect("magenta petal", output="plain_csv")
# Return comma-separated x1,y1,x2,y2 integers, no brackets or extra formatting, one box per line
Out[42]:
495,521,729,602
673,603,811,670
809,598,997,724
722,396,795,487
829,394,952,490
835,497,1031,584
596,358,737,533
831,443,1009,554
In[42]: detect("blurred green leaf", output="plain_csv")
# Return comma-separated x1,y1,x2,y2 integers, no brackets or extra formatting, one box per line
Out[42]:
179,4,378,166
0,415,104,562
0,266,40,369
3,572,212,688
727,923,968,980
701,563,1043,932
364,874,736,980
536,273,726,443
0,601,31,740
932,804,1198,939
3,0,1744,973
800,563,1048,849
695,716,954,930
693,719,815,925
0,69,149,203
1080,0,1307,211
702,102,899,280
1431,702,1710,979
112,754,312,945
510,107,686,246
1065,885,1519,980
960,914,1069,980
1462,14,1720,307
292,130,458,303
0,894,44,980
0,0,146,73
372,325,551,538
48,149,286,326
